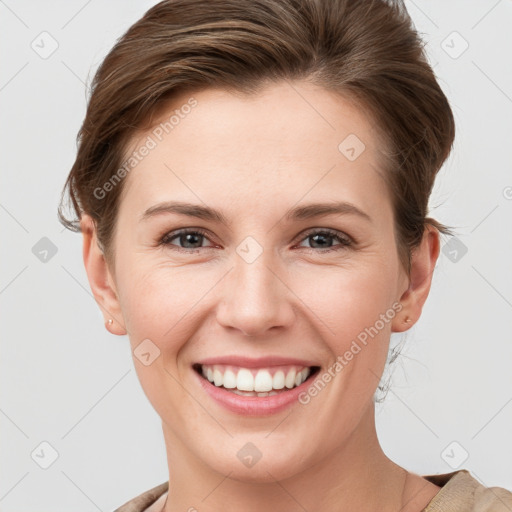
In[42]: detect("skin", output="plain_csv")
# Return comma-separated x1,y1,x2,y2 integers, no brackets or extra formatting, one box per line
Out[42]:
81,80,442,511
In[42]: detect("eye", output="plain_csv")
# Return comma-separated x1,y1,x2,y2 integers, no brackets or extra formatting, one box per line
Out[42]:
159,228,215,253
158,227,354,254
296,228,353,253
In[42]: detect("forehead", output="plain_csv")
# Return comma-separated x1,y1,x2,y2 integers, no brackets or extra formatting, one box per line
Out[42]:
118,81,391,220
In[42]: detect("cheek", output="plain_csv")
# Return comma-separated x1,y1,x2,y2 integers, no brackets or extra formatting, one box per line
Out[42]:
116,258,213,345
289,259,398,343
116,261,202,414
116,239,399,357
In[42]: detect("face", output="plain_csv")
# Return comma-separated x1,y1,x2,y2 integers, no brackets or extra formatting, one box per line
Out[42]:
96,80,414,481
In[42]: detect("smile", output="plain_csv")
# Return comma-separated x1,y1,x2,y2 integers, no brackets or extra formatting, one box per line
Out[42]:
192,361,321,415
196,363,317,395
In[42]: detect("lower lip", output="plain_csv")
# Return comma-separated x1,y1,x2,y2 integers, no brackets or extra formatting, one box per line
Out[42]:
194,368,318,416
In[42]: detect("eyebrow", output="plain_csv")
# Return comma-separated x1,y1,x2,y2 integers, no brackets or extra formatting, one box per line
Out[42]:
140,200,372,225
141,201,231,225
284,201,372,223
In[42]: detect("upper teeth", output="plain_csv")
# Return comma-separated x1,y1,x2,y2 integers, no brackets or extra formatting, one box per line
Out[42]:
201,364,311,392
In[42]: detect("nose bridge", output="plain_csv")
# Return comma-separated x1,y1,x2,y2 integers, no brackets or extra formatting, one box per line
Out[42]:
216,238,294,336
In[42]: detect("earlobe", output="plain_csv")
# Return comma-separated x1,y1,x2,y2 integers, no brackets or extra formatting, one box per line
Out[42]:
391,225,440,333
80,214,127,336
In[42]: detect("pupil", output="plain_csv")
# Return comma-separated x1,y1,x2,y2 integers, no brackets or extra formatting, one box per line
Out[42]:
182,233,201,248
311,234,331,248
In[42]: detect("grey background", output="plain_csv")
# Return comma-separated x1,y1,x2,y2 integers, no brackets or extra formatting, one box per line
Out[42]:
1,0,511,510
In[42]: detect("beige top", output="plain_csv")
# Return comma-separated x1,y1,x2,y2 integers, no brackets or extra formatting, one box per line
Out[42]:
113,469,512,512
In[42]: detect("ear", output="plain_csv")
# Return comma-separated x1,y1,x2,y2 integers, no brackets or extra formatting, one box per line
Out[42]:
80,214,127,336
392,225,440,333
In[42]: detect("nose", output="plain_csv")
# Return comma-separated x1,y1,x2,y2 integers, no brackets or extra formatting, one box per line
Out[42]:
215,249,296,337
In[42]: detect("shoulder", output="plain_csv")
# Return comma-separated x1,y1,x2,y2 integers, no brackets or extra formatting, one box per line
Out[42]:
422,470,512,512
473,480,512,512
112,481,169,512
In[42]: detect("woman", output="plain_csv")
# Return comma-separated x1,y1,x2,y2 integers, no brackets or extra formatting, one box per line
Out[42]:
59,0,512,510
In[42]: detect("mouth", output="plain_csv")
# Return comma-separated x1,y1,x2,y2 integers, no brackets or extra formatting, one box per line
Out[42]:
192,363,321,397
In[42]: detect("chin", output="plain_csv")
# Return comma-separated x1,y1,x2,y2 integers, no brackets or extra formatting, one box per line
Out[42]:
199,435,317,483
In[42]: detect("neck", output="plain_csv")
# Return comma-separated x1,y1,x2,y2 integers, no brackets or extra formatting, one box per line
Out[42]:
162,405,409,512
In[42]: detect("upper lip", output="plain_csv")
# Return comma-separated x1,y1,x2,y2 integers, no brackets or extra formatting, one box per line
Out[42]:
195,355,320,368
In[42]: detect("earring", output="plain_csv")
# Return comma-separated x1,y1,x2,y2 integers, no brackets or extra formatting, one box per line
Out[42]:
107,318,113,326
404,317,412,324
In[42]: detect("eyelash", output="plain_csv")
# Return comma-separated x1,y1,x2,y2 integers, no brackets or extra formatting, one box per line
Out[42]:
158,228,354,254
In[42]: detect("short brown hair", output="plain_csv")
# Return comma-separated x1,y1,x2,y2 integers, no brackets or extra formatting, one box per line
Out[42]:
58,0,455,274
